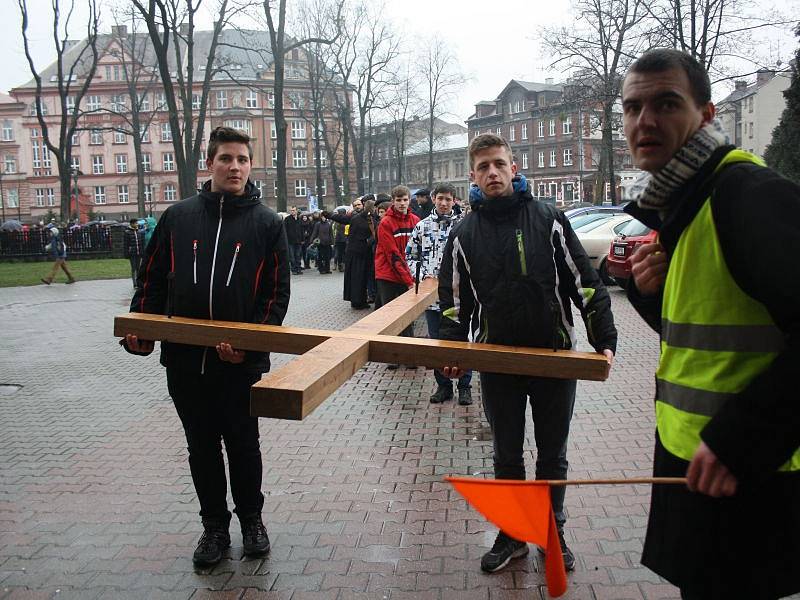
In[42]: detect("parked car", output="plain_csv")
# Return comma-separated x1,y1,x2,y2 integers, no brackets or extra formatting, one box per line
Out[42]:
568,211,621,231
606,219,657,288
563,204,626,221
574,214,633,285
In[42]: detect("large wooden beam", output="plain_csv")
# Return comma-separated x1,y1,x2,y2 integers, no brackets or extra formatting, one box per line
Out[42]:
342,277,438,336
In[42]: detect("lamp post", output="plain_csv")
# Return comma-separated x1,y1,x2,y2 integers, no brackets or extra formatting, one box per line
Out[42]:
70,167,82,223
0,167,6,223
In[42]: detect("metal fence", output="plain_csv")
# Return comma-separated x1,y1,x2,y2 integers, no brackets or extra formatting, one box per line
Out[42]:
0,227,114,258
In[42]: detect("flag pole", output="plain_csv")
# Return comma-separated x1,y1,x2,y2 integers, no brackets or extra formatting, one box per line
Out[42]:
532,477,686,486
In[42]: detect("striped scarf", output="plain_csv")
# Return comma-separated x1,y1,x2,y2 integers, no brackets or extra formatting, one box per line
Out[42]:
630,119,729,211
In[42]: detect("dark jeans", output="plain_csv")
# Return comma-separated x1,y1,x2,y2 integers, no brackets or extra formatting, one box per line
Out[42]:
128,256,142,287
317,244,332,273
425,309,472,389
376,279,413,336
167,367,264,524
301,242,310,268
334,242,347,268
290,243,303,273
480,372,577,528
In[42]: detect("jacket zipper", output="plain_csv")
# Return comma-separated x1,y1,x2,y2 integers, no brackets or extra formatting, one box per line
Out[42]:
201,198,225,374
226,242,241,287
515,229,528,276
192,240,198,284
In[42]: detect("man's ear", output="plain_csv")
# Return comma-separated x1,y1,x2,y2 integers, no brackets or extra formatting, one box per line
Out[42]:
702,101,716,125
511,162,518,175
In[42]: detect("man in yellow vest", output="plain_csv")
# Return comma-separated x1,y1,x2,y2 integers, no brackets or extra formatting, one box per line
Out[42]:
623,48,800,599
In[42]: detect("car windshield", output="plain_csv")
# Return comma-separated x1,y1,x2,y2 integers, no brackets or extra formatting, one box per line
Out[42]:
569,213,615,230
618,219,651,237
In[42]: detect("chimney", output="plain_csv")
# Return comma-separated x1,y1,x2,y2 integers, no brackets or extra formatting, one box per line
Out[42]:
734,80,748,91
545,77,554,85
179,22,190,36
111,25,127,38
756,69,775,86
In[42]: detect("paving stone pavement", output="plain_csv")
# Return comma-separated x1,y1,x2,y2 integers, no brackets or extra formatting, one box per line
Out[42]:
1,271,789,600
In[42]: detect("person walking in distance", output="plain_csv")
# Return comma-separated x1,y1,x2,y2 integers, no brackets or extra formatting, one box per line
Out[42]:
124,218,146,289
284,206,304,275
119,127,290,567
40,225,76,285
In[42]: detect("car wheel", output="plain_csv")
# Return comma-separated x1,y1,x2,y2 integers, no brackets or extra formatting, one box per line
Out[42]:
598,259,616,287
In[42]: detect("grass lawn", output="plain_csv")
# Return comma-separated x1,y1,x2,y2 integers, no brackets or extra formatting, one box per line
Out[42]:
0,258,131,287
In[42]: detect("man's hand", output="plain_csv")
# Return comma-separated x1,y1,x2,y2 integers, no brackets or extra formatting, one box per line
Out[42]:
602,349,614,366
216,342,245,364
686,441,738,497
439,365,465,379
123,334,154,355
630,243,668,296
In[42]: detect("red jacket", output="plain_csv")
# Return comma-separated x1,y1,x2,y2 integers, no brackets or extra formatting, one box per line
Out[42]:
375,205,419,286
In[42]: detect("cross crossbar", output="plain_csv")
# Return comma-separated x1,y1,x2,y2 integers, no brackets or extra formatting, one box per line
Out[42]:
114,278,609,420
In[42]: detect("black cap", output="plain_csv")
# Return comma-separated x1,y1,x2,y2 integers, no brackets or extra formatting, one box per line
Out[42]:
415,188,430,197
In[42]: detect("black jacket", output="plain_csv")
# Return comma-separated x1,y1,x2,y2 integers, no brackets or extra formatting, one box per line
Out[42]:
438,178,617,354
329,210,376,258
311,220,333,246
123,226,145,258
129,180,290,375
284,214,303,245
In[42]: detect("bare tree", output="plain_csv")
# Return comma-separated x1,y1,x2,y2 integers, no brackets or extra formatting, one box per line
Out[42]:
18,0,101,222
545,0,652,204
420,39,465,190
387,61,423,186
131,0,229,200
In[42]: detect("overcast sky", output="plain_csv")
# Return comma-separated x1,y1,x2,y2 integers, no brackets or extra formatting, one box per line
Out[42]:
2,0,797,124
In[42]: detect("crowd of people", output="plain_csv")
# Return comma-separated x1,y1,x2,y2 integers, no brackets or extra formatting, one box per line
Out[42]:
116,47,799,600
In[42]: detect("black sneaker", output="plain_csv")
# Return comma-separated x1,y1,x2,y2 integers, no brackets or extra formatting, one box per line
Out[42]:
192,524,230,567
538,528,576,571
458,387,473,405
430,384,454,404
241,514,271,557
481,531,529,573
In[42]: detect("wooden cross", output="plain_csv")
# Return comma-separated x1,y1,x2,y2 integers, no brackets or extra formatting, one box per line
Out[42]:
114,278,609,420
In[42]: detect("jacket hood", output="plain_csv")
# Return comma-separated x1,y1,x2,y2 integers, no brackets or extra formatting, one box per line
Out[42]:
469,174,532,214
199,179,262,209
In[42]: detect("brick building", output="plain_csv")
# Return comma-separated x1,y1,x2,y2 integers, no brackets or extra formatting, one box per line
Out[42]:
402,133,470,201
5,26,355,224
467,79,633,205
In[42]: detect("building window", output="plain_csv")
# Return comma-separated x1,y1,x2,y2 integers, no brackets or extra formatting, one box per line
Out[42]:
32,142,41,169
4,155,16,173
294,179,307,197
496,127,501,137
246,90,258,108
156,92,166,109
563,148,573,166
46,188,55,206
164,183,176,202
35,188,45,207
65,96,75,112
69,155,79,171
70,131,79,146
115,154,128,173
291,121,305,140
94,186,106,204
197,149,207,171
224,119,252,135
140,125,149,143
268,92,275,108
538,151,544,168
1,120,13,141
272,149,278,167
216,90,228,109
319,180,327,195
270,122,277,139
192,94,201,110
143,184,153,204
90,129,103,145
139,93,150,112
549,119,556,136
549,149,557,167
114,130,126,144
92,155,104,175
509,125,515,141
538,121,544,137
562,116,572,134
292,149,307,168
161,123,172,142
163,152,175,171
30,127,39,139
515,100,522,112
118,185,129,204
29,99,48,116
749,122,754,138
87,95,101,111
273,180,279,197
521,151,528,170
521,123,527,140
110,94,126,111
313,151,327,167
141,153,151,173
6,189,18,208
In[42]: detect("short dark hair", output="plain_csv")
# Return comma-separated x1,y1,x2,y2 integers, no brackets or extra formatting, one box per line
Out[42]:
376,200,391,212
390,185,410,199
432,183,456,198
207,126,253,161
468,133,512,168
376,193,391,203
129,218,138,225
627,49,711,106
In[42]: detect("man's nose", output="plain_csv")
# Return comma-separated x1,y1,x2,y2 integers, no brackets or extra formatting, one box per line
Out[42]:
638,104,657,128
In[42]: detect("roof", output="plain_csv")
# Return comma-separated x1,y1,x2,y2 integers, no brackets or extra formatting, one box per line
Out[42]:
497,79,563,99
405,133,468,156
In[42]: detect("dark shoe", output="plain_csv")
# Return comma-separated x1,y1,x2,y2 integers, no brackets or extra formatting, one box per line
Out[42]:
40,278,51,285
192,524,230,567
458,387,473,405
538,528,576,571
430,384,453,404
481,531,529,573
387,364,400,370
65,278,76,284
241,514,270,557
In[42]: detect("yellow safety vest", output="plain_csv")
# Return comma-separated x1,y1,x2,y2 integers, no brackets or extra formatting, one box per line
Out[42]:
656,149,800,471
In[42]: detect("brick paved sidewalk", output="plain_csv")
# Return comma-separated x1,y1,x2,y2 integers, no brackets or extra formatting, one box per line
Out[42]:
0,272,765,600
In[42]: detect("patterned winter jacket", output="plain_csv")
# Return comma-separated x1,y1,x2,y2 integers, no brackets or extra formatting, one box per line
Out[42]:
405,210,463,310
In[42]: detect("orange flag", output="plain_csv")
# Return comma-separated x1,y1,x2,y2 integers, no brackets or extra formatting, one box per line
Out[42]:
447,476,567,598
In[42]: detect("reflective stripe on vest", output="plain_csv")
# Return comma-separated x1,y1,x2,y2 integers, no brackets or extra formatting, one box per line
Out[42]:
655,149,800,471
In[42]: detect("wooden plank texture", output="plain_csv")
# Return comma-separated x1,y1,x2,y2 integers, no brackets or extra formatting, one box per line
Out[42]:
342,277,438,336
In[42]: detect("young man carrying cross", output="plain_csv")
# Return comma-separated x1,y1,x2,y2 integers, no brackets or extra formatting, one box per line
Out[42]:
120,126,290,567
438,134,617,573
